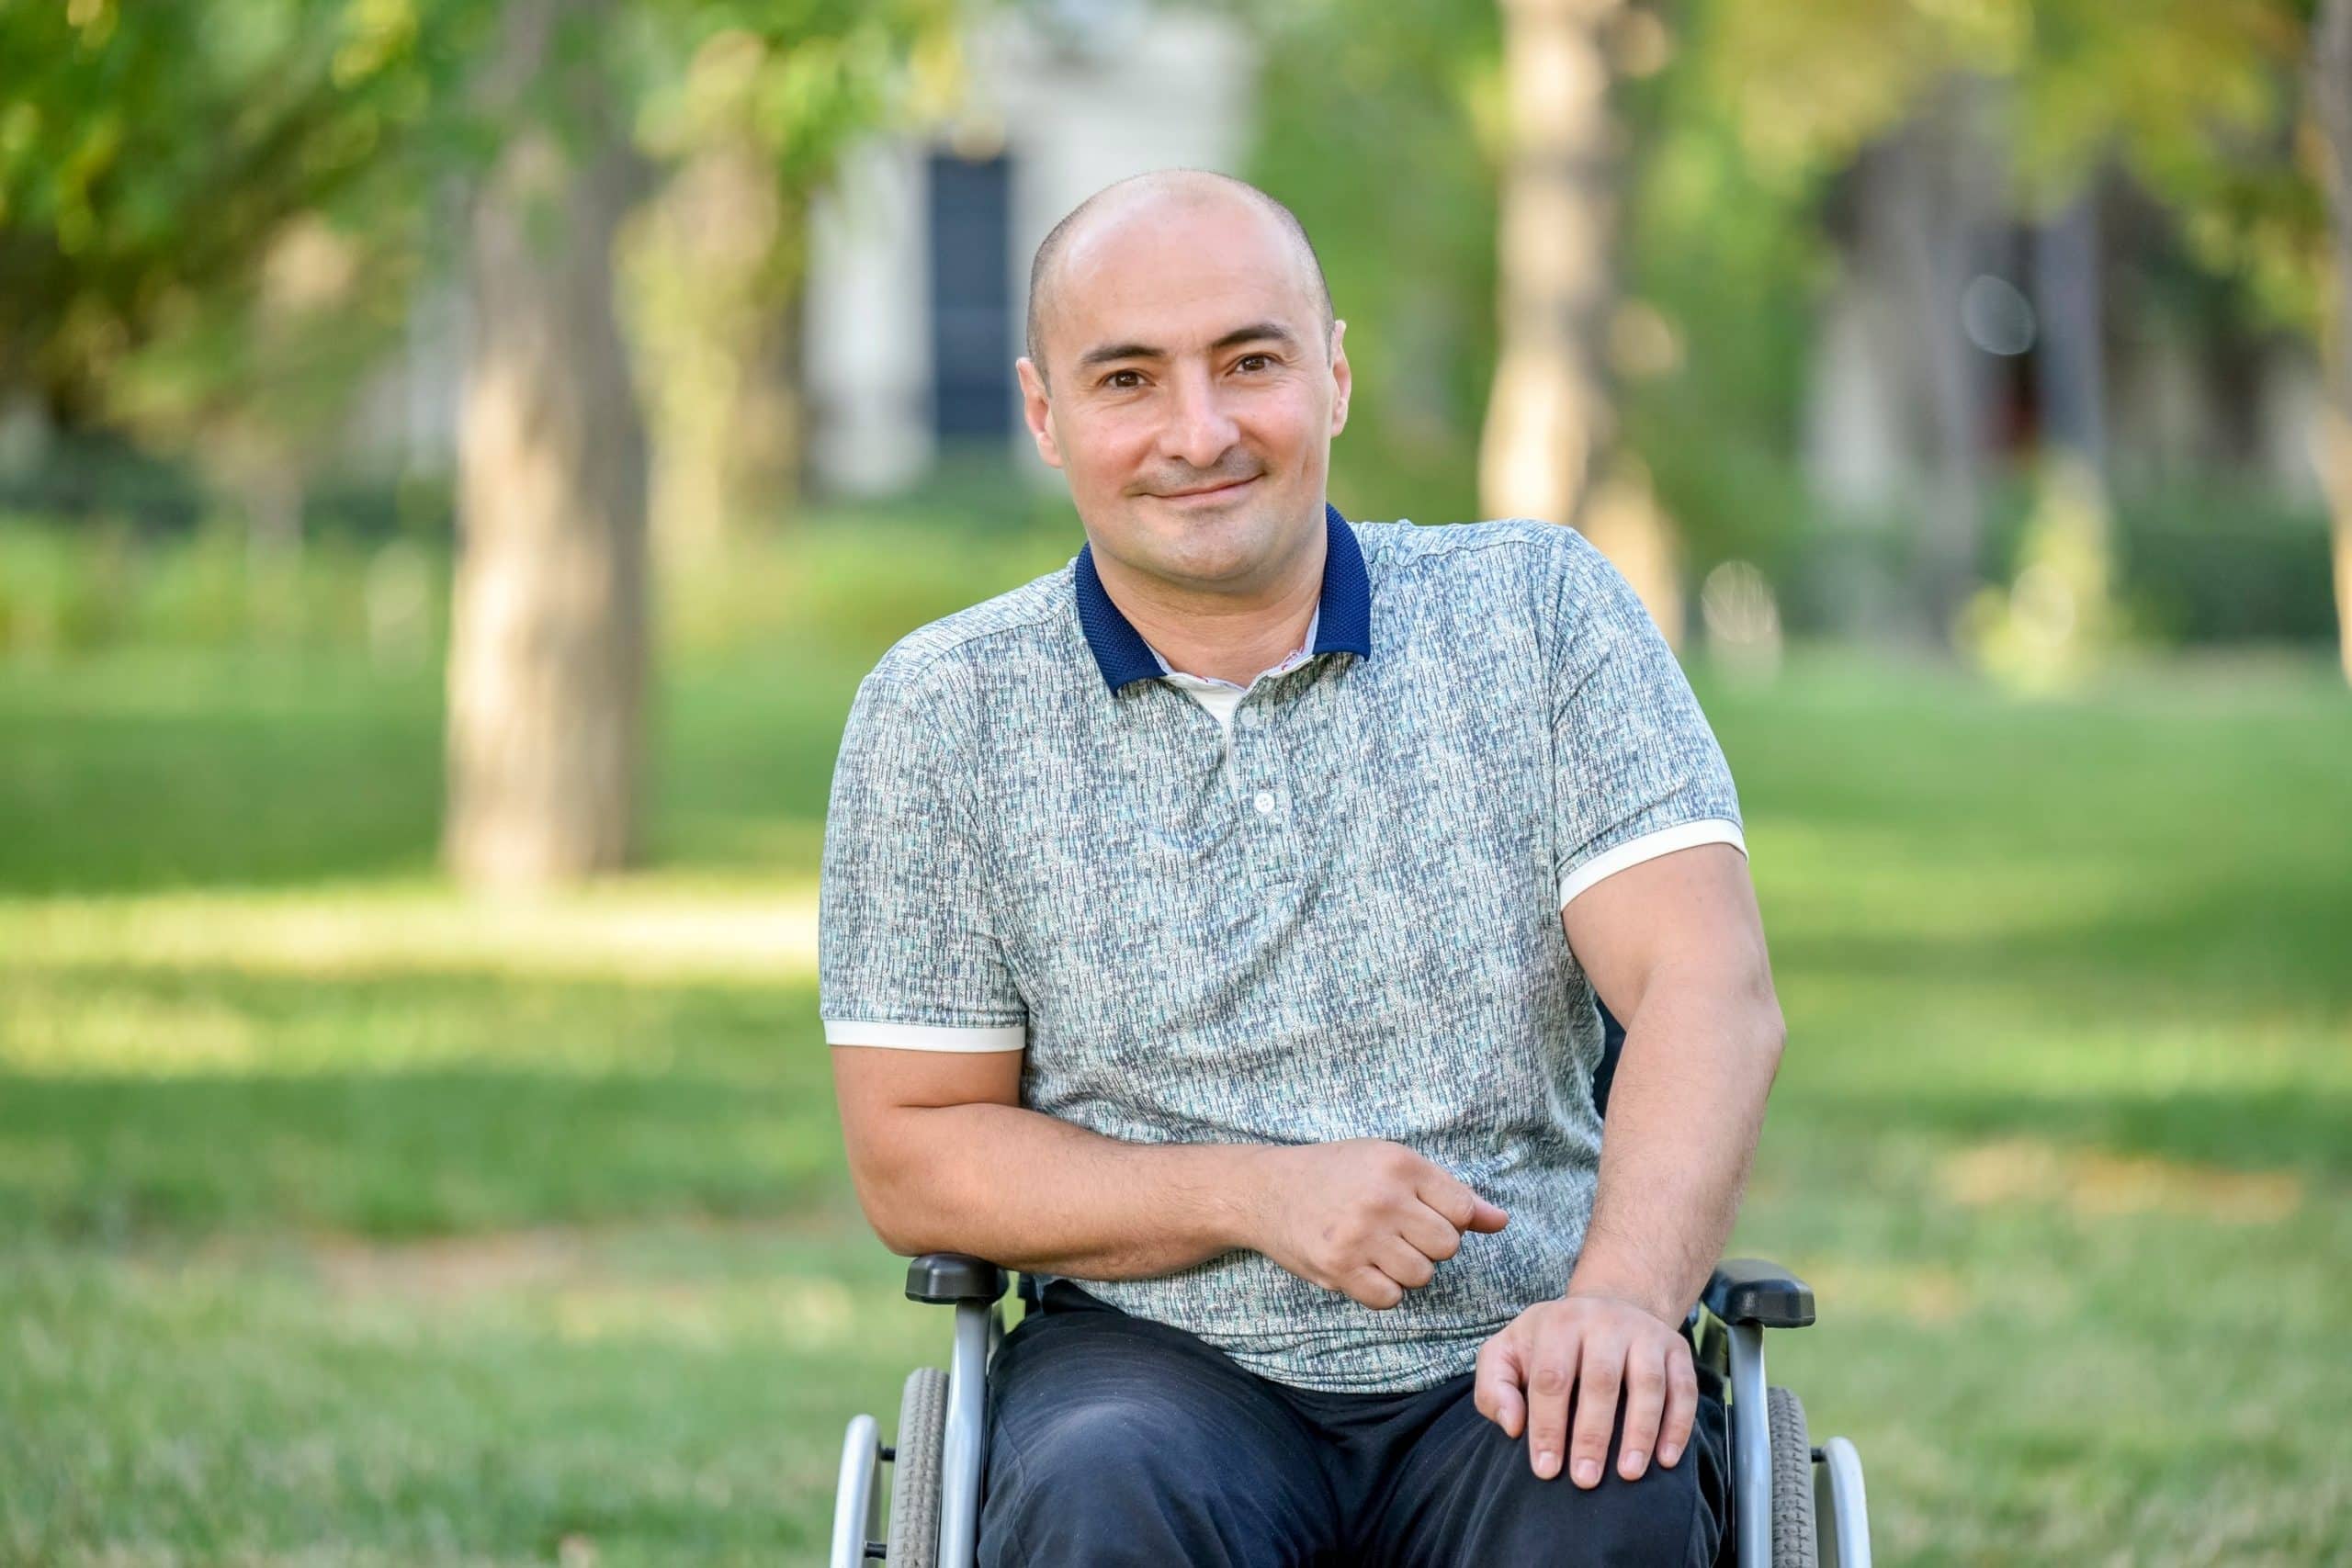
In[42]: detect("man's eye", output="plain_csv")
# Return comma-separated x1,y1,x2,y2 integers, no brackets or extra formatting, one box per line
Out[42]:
1103,370,1143,389
1237,354,1273,373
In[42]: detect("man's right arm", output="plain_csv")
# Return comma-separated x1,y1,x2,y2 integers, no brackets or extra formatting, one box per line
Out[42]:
831,1042,1267,1279
829,1042,1509,1302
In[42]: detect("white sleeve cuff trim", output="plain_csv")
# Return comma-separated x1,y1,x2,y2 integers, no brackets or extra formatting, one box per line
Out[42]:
822,1020,1027,1052
1558,818,1747,909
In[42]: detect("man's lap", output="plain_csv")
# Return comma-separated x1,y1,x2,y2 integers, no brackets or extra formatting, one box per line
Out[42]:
979,1281,1730,1567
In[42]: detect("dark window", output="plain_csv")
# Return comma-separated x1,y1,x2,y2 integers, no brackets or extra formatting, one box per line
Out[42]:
928,151,1014,443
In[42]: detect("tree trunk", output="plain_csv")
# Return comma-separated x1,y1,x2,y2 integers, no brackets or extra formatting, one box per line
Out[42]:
1871,87,1999,646
2311,0,2352,685
1480,0,1684,639
444,0,651,890
2032,188,2108,477
627,140,790,567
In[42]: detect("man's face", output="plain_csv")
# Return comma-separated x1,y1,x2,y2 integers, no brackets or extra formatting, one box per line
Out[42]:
1016,195,1350,593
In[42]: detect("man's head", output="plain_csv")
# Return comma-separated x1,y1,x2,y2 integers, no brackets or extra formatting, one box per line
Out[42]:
1016,169,1350,597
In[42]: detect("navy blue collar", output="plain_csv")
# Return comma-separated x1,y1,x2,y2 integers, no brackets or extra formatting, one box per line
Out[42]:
1073,502,1373,694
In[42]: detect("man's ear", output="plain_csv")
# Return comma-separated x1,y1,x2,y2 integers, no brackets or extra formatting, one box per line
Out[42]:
1015,357,1065,470
1328,319,1351,438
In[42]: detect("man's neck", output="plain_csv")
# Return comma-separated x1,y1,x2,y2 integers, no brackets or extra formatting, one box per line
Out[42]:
1093,524,1327,687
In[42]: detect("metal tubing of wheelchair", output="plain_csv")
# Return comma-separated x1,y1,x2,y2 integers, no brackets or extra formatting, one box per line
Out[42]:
939,1301,996,1567
830,1414,880,1568
1728,1322,1770,1568
1817,1435,1871,1568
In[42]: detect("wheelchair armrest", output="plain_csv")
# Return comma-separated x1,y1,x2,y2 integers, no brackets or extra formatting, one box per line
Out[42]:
1702,1258,1815,1328
906,1252,1010,1305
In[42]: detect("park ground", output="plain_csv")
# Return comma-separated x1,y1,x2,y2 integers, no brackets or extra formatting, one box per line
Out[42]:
2,621,2348,1564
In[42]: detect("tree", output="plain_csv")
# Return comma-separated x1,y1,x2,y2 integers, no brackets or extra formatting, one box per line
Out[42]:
1480,0,1689,641
1687,0,2316,654
1,0,960,889
441,0,653,888
440,0,953,888
2310,0,2352,682
1244,0,1501,532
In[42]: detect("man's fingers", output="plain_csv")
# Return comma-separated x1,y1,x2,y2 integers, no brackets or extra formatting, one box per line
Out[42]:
1566,1335,1624,1489
1522,1327,1580,1482
1657,1343,1700,1469
1415,1170,1510,1235
1473,1335,1526,1438
1400,1201,1463,1263
1414,1170,1477,1230
1372,1235,1436,1292
1616,1343,1668,1481
1344,1265,1405,1311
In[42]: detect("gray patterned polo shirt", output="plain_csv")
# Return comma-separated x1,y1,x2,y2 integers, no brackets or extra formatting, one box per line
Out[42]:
820,505,1746,1393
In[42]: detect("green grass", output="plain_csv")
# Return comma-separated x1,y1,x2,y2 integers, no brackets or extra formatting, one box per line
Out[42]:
2,632,2348,1564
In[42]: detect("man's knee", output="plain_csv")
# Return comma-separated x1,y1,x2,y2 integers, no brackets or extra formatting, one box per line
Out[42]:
979,1333,1335,1566
992,1390,1189,1493
1515,1400,1728,1566
1386,1383,1730,1567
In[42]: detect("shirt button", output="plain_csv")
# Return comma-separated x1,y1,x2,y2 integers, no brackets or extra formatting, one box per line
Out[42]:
1238,709,1261,730
1252,790,1277,815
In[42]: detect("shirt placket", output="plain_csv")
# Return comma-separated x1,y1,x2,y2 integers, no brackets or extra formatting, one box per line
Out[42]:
1230,679,1306,921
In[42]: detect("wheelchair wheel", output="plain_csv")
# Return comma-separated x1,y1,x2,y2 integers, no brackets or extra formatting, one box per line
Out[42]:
886,1366,948,1567
1767,1386,1818,1567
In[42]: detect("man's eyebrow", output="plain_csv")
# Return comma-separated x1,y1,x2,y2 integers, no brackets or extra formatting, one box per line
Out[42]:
1075,321,1300,371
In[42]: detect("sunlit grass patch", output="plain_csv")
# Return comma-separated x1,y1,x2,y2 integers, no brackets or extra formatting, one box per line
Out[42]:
1934,1135,2305,1224
0,1213,938,1565
0,876,821,1001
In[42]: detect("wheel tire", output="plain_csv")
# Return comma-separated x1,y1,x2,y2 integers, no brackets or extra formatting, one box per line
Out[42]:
885,1367,949,1568
1766,1386,1819,1568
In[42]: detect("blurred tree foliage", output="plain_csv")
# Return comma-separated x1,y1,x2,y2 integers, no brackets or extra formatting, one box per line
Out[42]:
1709,0,2322,321
0,0,476,534
1241,0,1834,565
0,0,958,530
0,0,481,420
1243,0,2331,600
1245,0,1503,529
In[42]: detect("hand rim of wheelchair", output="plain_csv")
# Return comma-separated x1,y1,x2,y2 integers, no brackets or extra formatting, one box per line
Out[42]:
831,1253,1871,1567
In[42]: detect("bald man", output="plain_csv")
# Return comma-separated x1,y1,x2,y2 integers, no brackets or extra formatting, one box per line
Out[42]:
820,169,1779,1565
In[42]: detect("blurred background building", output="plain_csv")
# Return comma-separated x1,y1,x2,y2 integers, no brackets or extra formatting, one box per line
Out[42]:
801,4,1254,492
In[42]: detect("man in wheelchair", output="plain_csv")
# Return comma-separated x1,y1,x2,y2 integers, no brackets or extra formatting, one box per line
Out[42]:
821,169,1793,1565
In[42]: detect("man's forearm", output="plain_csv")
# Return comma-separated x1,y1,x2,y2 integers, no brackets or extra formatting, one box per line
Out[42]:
1567,964,1784,1324
859,1101,1274,1280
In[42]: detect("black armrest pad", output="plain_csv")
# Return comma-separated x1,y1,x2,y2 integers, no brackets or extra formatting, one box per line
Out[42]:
906,1252,1009,1304
1702,1258,1815,1328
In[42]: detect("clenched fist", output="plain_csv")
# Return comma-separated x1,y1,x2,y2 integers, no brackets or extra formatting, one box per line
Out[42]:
1243,1139,1510,1309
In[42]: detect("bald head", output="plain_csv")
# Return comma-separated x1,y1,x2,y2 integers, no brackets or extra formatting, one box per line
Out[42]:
1024,169,1334,385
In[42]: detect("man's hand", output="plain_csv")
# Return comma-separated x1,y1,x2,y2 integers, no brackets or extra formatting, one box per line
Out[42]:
1243,1139,1510,1309
1474,1292,1699,1487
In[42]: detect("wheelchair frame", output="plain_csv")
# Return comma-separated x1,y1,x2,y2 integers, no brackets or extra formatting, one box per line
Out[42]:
831,1252,1871,1567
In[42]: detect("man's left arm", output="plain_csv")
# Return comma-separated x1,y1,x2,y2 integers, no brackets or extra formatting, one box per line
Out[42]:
1473,840,1784,1489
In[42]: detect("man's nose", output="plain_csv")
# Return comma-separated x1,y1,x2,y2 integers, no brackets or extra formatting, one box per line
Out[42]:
1158,365,1241,472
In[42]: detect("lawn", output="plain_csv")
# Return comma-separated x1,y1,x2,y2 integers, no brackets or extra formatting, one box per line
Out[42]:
2,628,2347,1565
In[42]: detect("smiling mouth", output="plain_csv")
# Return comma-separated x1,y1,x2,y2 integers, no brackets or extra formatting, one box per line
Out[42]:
1157,476,1259,502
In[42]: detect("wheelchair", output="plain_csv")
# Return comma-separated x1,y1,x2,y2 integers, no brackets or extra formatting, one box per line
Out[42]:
831,1005,1874,1568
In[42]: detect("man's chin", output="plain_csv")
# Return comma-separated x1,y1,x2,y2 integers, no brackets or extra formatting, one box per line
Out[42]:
1088,492,1309,590
1138,525,1280,589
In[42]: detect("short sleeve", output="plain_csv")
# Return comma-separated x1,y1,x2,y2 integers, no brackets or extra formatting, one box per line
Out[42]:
1548,531,1746,909
818,671,1028,1050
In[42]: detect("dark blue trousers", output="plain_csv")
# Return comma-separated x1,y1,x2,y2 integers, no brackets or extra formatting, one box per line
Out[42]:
978,1280,1732,1566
